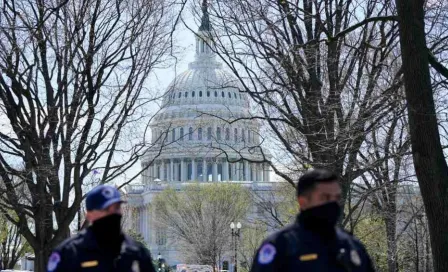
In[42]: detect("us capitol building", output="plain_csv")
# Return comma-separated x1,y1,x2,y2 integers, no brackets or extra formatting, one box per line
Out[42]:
124,3,274,268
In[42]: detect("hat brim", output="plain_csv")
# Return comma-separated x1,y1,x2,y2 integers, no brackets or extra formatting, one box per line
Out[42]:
100,198,126,210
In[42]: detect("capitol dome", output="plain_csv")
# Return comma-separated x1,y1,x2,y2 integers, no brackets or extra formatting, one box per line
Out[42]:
141,3,271,184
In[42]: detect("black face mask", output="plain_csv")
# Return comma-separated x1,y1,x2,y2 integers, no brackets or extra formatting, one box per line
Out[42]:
299,201,341,234
90,213,123,253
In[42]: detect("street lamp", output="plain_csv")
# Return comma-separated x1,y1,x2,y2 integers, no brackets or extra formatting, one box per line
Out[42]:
157,253,162,272
230,222,242,272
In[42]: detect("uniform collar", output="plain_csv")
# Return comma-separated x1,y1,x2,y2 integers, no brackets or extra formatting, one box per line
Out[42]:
79,228,139,254
296,214,337,241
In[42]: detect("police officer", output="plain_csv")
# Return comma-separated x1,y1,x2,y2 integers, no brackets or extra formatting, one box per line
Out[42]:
47,185,156,272
251,169,375,272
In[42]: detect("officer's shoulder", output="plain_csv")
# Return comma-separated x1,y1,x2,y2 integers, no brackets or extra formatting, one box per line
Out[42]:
123,234,151,255
53,229,89,252
336,228,365,248
262,223,298,245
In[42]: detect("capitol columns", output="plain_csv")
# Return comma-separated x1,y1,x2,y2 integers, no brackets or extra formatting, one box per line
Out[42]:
191,159,197,181
170,159,175,182
153,163,158,181
223,159,229,181
256,164,261,182
233,162,239,181
264,163,270,182
180,159,186,182
251,163,257,182
212,159,218,182
160,160,165,181
244,160,250,181
202,159,207,182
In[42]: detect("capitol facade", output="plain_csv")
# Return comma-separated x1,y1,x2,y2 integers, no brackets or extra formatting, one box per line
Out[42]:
124,4,273,268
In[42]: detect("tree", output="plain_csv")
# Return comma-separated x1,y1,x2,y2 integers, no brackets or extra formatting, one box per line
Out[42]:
395,0,448,271
201,0,404,212
350,92,412,272
249,181,298,230
353,213,388,271
153,183,250,272
0,214,30,270
397,186,432,272
0,0,176,270
237,223,267,272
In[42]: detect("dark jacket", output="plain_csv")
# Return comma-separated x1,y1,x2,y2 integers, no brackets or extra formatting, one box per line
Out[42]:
250,218,375,272
47,228,156,272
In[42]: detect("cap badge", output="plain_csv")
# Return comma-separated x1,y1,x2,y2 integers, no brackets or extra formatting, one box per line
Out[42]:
102,187,114,199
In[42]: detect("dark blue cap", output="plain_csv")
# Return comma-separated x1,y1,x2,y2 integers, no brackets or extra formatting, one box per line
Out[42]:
86,185,124,211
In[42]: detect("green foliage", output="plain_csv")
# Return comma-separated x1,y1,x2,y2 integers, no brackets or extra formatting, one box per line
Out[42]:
127,229,148,248
238,222,269,272
153,183,251,266
0,212,31,269
353,214,388,271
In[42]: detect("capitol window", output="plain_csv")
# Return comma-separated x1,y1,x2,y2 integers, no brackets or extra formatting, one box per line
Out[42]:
248,131,251,143
221,91,225,97
189,127,193,140
198,128,203,140
180,127,184,141
239,94,242,99
199,91,203,97
172,129,176,142
178,92,181,98
242,129,245,142
156,227,167,246
185,92,188,98
225,128,230,140
214,91,217,97
207,127,212,140
217,127,221,140
228,92,231,98
192,91,195,97
207,91,210,97
234,93,237,99
234,128,238,142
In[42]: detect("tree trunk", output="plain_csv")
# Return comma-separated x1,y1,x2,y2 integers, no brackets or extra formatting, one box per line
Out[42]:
395,0,448,271
34,246,52,272
385,204,398,272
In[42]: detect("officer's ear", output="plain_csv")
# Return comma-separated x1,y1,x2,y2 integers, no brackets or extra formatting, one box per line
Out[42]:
298,195,308,210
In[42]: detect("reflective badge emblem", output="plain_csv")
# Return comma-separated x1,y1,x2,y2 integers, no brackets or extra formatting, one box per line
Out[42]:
350,250,362,266
299,254,318,261
132,260,140,272
258,243,276,265
47,252,61,272
102,187,114,199
81,260,98,268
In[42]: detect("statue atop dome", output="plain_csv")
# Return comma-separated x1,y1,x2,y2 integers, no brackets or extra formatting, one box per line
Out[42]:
198,0,211,32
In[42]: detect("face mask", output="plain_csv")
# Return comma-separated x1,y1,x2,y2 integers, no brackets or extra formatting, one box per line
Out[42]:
91,213,123,249
300,201,341,230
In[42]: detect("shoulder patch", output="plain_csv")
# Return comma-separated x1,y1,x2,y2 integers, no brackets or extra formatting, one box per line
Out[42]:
258,243,277,265
47,252,61,272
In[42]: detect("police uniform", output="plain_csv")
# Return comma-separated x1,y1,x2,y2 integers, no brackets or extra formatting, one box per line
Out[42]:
47,185,156,272
251,218,375,272
47,228,155,272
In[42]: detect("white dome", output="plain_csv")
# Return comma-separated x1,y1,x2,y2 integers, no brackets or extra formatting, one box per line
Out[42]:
142,15,271,183
160,59,249,109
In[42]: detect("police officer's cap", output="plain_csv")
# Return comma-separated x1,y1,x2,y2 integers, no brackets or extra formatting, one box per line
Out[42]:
86,185,125,211
297,169,338,196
